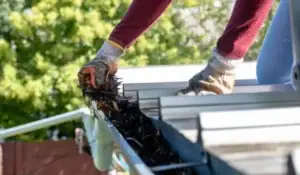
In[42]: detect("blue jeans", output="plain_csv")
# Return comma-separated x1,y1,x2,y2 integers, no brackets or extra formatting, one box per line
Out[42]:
256,0,293,85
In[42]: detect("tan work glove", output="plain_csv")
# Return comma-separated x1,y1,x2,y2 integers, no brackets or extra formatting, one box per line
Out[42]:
78,41,124,90
177,49,243,96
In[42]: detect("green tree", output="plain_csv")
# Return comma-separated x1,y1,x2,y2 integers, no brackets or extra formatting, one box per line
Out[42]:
0,0,25,39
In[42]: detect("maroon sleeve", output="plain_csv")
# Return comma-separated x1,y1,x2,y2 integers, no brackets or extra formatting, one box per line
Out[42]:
109,0,171,49
216,0,274,59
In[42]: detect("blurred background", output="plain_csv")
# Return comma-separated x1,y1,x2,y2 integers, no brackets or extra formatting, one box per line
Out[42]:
0,0,279,141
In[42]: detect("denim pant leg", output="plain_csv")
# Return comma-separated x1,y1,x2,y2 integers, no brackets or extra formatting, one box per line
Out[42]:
256,0,293,85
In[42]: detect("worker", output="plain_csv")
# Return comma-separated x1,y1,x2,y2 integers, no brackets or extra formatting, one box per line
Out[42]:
78,0,281,96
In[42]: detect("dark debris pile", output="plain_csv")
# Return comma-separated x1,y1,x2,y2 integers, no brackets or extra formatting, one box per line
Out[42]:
82,75,195,175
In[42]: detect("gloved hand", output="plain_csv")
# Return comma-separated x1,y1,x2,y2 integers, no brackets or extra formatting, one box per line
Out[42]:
78,41,124,90
177,49,243,96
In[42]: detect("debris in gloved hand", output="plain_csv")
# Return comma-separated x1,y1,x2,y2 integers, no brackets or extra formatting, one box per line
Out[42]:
82,74,196,175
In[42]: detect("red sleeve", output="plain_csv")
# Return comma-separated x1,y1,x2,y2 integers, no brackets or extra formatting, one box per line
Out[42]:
216,0,274,59
109,0,171,49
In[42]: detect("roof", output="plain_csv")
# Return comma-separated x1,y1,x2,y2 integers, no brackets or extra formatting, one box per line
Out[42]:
116,61,257,84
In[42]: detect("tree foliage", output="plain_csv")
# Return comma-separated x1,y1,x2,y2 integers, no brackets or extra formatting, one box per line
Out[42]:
0,0,279,141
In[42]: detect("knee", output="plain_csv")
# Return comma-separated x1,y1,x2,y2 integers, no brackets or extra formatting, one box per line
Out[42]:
256,61,292,85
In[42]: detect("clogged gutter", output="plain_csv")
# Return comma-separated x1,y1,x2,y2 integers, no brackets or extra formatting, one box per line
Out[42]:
82,75,195,175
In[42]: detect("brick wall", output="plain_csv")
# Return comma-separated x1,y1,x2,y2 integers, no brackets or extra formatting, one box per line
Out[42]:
0,140,100,175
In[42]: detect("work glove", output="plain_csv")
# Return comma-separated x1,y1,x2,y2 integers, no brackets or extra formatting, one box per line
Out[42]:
177,49,243,96
78,41,124,90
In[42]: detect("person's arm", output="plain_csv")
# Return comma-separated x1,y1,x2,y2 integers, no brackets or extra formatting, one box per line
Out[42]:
108,0,172,49
78,0,171,89
217,0,274,59
179,0,274,95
